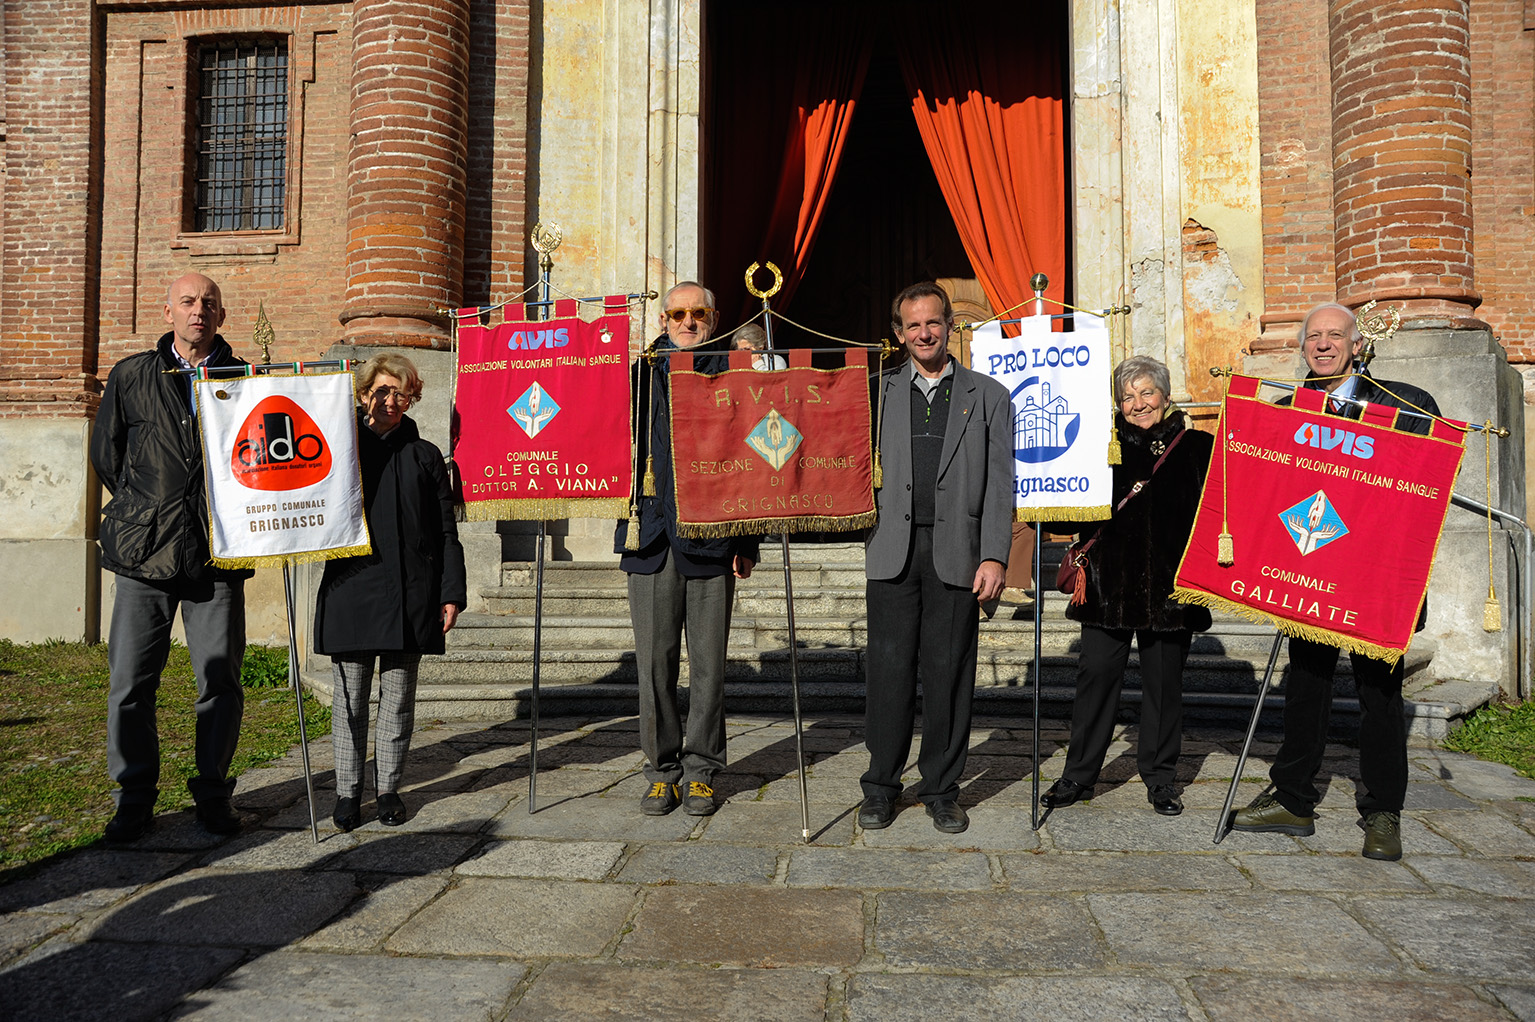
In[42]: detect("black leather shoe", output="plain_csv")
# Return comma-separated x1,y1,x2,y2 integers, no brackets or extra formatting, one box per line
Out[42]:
333,796,361,832
104,803,154,844
857,794,896,830
376,792,407,827
926,798,969,834
195,797,242,836
1040,778,1093,809
1147,784,1184,817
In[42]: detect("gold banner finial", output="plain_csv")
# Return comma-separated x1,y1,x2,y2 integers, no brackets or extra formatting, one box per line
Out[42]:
254,302,275,365
745,261,783,300
1355,300,1400,368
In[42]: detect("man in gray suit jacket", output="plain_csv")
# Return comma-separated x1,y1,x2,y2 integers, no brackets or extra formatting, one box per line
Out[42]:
859,282,1014,834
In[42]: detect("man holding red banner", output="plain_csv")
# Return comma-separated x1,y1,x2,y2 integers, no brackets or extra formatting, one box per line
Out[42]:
614,281,758,818
1231,303,1441,861
858,282,1013,835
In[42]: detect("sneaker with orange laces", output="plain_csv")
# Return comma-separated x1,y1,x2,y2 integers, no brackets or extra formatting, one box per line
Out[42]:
641,781,680,816
682,781,718,816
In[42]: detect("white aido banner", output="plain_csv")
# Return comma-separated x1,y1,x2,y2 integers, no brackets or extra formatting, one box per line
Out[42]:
972,314,1113,523
196,372,370,568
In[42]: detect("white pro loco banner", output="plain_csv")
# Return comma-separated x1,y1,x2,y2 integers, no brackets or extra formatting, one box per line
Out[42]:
196,372,370,568
972,315,1112,523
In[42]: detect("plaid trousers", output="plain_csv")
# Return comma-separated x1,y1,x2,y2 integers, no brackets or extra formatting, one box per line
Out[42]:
330,653,422,798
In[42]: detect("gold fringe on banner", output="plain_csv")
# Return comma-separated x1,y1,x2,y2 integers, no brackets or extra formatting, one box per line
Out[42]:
1172,586,1405,666
464,497,631,522
1019,504,1111,524
210,542,373,572
674,510,877,540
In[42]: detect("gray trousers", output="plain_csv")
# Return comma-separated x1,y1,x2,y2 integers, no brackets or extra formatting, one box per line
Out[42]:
330,653,422,798
107,574,246,807
627,556,734,786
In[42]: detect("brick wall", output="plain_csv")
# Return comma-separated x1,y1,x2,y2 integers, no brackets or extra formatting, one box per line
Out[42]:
1254,0,1336,352
463,0,531,306
0,0,102,419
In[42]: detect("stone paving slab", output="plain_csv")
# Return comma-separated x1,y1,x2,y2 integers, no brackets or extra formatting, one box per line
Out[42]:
620,885,864,967
999,850,1251,893
1489,985,1535,1020
855,805,1039,851
845,973,1191,1022
1236,853,1430,892
300,874,450,951
1046,808,1276,853
323,832,481,875
387,878,637,957
174,949,524,1021
1189,976,1517,1021
1090,892,1403,975
617,843,782,886
1291,811,1462,856
485,792,700,841
693,800,857,846
873,892,1104,969
508,962,830,1022
1404,855,1535,897
81,868,359,947
1434,756,1535,801
0,911,68,969
0,940,245,1022
1419,808,1535,856
456,838,626,880
196,829,357,872
786,846,994,890
0,849,192,915
1353,897,1535,980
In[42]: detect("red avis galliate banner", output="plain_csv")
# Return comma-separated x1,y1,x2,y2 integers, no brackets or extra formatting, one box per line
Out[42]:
453,298,632,520
1174,374,1465,663
667,348,875,538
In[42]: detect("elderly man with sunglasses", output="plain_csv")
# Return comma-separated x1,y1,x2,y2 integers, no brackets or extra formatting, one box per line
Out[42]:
614,281,759,817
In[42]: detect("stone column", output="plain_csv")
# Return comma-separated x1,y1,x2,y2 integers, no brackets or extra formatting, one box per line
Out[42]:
1329,0,1480,321
341,0,471,348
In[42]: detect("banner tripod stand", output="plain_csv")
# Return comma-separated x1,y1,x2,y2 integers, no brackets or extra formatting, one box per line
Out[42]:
282,561,321,843
1213,632,1285,845
748,262,812,842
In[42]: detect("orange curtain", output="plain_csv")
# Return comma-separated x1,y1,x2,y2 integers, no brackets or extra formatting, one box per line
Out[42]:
894,9,1067,330
757,31,872,313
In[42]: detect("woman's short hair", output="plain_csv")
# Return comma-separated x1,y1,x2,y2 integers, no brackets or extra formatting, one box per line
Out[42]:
1113,355,1171,402
354,352,423,405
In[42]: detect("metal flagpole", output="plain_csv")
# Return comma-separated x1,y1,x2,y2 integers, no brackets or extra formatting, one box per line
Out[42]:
748,262,812,842
524,225,560,813
1213,632,1285,844
1027,274,1049,831
283,561,320,842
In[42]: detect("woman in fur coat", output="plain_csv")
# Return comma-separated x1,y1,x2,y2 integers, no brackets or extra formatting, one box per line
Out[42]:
1041,355,1214,817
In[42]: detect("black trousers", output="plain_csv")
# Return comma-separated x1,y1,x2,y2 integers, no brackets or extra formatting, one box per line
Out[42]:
861,526,980,804
1270,636,1407,817
1062,625,1191,789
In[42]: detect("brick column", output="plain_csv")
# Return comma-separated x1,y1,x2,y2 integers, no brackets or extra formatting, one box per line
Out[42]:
341,0,471,348
1330,0,1480,321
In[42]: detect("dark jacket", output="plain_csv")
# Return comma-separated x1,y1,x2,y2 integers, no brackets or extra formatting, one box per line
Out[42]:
91,331,252,582
314,413,468,656
612,334,759,573
1065,410,1215,632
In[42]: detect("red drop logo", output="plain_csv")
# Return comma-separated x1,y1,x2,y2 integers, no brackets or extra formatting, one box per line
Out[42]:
230,396,332,491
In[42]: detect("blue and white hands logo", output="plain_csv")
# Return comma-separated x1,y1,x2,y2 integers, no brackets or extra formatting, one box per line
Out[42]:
1280,489,1348,556
508,381,559,439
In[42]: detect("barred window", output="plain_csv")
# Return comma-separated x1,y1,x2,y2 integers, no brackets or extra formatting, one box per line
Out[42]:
194,39,288,232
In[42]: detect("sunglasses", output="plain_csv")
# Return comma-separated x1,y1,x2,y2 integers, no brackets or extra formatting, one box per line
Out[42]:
665,307,714,323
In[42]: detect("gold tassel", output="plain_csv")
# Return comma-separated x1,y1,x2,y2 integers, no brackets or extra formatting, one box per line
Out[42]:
872,451,883,489
1217,530,1234,566
642,455,656,497
625,507,641,550
1107,428,1121,466
1484,585,1502,632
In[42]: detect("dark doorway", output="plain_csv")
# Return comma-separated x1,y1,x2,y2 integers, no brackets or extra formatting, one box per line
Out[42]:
702,2,1070,352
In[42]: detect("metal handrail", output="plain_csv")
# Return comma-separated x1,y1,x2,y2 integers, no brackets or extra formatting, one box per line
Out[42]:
1449,493,1530,701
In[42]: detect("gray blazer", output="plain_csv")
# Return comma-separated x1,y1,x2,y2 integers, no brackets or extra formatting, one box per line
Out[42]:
865,360,1015,587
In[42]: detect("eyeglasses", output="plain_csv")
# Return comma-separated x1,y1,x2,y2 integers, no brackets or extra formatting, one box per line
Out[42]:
665,307,714,323
367,386,414,406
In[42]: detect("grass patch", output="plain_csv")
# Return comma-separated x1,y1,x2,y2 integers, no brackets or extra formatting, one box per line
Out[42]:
1442,699,1535,779
0,639,329,875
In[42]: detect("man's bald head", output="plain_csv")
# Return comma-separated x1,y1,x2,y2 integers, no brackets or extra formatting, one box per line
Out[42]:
163,273,227,360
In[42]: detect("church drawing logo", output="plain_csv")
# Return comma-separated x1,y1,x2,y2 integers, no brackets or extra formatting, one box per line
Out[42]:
745,408,802,471
508,381,559,439
1280,489,1349,556
1009,377,1080,464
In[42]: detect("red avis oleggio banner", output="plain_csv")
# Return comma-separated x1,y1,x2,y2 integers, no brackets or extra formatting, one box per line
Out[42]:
668,349,875,538
453,298,632,520
1173,374,1465,663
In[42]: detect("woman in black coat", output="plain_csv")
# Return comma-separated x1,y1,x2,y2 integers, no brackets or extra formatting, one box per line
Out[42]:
1042,355,1214,817
314,353,467,830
